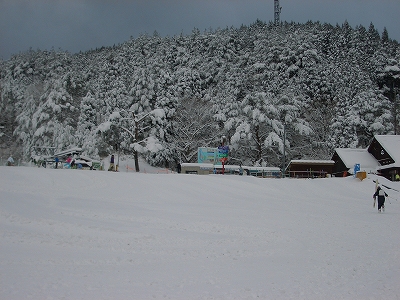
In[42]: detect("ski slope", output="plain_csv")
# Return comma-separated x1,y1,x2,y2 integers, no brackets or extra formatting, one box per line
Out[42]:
1,166,399,299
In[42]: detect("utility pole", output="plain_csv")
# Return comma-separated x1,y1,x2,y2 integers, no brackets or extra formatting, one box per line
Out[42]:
394,82,398,135
274,0,282,25
282,122,286,177
131,111,142,173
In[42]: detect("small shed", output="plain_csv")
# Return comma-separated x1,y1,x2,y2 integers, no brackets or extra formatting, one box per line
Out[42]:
285,160,334,178
244,166,281,178
181,163,214,175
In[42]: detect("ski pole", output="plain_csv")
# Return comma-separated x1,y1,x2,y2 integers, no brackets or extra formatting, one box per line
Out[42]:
382,184,399,193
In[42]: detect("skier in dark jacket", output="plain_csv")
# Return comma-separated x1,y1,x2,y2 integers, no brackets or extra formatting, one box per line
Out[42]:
108,154,115,171
373,186,388,212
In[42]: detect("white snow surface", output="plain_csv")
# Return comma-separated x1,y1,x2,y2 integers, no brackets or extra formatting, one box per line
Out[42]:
1,166,400,300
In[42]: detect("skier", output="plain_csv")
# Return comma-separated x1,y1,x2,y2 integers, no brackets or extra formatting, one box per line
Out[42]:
373,185,388,212
7,155,14,166
65,156,72,168
108,154,115,171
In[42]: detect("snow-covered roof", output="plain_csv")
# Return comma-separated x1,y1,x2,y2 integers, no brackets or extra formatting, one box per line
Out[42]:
181,163,214,169
181,163,280,171
214,165,280,171
214,164,240,170
334,148,379,173
54,147,83,157
384,65,400,73
374,135,400,168
244,166,281,171
289,159,334,164
78,156,100,163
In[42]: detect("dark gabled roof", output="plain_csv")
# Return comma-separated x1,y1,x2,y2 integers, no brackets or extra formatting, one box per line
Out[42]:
373,135,400,167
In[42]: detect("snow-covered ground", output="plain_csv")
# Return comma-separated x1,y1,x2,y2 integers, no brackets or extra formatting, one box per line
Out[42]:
1,165,399,300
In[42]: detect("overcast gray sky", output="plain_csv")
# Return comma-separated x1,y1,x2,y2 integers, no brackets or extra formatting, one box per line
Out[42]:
1,0,399,60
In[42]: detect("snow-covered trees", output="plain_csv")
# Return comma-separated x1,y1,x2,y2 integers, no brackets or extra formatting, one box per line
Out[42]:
76,92,100,157
172,97,221,163
1,20,400,167
97,108,166,172
378,59,400,135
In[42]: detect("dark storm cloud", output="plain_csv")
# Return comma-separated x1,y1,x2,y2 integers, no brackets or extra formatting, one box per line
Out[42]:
1,0,399,60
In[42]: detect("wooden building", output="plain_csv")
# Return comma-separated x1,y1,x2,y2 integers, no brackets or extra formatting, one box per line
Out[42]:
285,160,334,178
332,135,400,181
368,135,400,180
331,148,378,177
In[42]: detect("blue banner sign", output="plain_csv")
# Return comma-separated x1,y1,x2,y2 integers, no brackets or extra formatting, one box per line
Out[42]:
198,147,218,164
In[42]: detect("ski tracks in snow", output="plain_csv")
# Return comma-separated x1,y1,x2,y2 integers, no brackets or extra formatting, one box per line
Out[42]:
1,167,400,299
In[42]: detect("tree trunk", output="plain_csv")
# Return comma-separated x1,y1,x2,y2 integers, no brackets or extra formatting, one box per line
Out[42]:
134,150,139,172
134,119,140,172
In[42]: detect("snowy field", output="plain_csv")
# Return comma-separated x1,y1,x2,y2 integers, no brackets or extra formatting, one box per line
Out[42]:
1,165,400,300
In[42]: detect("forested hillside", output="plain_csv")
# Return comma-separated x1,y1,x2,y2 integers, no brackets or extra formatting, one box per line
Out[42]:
1,20,399,169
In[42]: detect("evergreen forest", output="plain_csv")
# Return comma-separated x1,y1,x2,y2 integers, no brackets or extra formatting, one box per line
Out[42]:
1,20,400,169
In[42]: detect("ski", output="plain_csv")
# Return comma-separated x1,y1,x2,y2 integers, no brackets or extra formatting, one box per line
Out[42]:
372,180,399,192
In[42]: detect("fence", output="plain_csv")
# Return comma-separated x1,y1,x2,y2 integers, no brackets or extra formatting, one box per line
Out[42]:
286,170,328,178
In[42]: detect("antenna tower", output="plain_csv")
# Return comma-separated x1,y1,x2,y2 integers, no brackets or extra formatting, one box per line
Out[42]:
274,0,282,25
